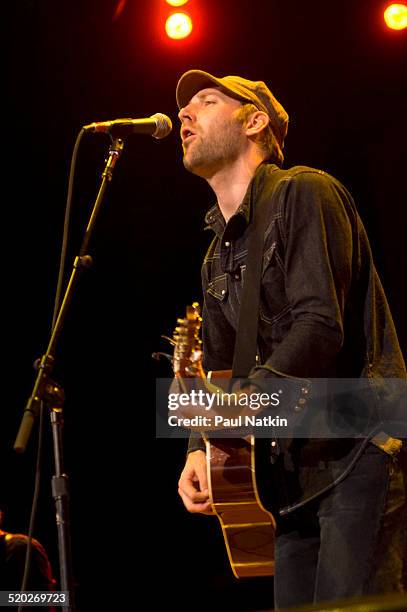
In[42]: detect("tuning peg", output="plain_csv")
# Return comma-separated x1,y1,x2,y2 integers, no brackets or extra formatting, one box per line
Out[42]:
161,335,176,346
152,352,173,364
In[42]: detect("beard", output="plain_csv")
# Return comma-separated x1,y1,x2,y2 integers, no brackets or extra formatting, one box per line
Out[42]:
182,115,245,178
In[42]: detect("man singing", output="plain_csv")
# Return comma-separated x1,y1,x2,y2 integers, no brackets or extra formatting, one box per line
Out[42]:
175,69,406,609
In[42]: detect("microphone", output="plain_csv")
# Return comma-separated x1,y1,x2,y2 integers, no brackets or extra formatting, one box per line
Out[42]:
83,113,172,139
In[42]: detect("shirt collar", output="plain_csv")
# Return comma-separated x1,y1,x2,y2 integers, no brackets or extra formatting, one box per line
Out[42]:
204,160,275,237
203,167,258,238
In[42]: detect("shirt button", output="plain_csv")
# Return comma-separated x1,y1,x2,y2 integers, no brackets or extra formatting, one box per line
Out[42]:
224,241,231,247
221,289,226,295
234,273,240,280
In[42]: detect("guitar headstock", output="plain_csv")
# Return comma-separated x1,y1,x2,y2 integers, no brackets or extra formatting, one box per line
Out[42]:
172,302,205,378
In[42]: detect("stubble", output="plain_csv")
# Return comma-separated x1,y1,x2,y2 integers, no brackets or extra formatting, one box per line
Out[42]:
182,114,245,177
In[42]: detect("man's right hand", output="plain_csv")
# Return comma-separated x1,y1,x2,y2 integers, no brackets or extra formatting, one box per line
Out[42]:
178,450,213,514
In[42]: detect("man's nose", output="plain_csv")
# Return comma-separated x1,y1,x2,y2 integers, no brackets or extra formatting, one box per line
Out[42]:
178,104,194,122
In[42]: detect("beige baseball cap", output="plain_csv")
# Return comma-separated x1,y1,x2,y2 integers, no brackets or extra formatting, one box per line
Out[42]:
176,69,289,149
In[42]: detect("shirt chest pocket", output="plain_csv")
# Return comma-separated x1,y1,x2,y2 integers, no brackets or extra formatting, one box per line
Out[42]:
238,242,277,286
262,241,277,276
207,273,228,301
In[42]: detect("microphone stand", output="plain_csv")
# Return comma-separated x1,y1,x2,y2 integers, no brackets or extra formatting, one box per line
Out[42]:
14,136,125,611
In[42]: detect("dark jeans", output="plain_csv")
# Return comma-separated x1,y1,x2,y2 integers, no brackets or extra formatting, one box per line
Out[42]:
274,443,407,610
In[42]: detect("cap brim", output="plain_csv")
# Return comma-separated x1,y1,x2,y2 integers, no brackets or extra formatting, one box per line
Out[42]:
176,70,225,109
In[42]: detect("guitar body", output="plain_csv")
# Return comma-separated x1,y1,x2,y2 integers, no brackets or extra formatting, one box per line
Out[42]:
171,304,276,578
204,371,276,578
205,436,276,577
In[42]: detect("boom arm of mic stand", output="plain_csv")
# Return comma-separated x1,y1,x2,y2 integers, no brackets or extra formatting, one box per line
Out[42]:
14,137,124,453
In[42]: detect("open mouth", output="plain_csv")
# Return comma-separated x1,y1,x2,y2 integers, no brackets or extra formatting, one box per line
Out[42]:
182,127,196,142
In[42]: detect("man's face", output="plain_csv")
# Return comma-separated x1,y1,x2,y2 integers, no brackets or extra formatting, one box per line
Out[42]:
178,87,246,177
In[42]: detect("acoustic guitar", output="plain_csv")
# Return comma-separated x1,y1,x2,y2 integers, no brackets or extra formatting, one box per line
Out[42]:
171,303,276,578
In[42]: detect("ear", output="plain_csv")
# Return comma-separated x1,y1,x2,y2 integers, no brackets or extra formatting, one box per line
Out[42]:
244,111,270,137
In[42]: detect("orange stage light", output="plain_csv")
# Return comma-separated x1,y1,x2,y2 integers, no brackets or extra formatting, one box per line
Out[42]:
165,12,193,39
166,0,189,6
384,3,407,30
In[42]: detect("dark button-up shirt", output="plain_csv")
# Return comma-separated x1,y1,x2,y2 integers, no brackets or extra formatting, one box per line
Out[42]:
189,162,406,513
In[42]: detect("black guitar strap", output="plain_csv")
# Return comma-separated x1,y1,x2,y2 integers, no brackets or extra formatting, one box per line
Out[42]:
232,164,283,379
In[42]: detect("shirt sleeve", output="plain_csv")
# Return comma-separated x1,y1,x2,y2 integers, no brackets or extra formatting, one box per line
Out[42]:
251,170,355,380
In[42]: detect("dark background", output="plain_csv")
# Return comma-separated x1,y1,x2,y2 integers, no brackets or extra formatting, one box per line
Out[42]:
2,0,406,610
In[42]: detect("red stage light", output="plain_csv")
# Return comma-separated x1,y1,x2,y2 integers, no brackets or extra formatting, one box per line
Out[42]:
165,12,193,39
384,3,407,30
166,0,189,6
